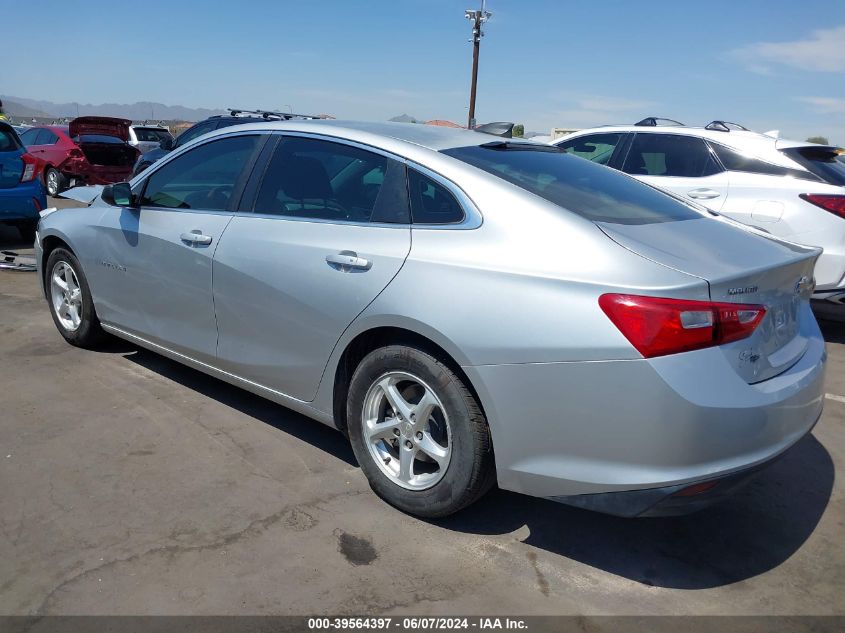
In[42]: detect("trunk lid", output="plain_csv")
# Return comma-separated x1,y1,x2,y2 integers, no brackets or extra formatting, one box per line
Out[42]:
69,116,131,141
598,216,821,383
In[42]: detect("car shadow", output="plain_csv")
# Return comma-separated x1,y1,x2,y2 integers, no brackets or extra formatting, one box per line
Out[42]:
106,339,832,590
817,316,845,344
122,345,358,466
432,432,833,589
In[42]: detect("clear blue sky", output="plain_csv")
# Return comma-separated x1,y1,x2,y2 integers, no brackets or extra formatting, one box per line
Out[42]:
2,0,844,142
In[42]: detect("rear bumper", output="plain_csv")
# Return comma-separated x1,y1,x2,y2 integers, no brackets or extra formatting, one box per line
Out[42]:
549,426,814,516
464,303,826,512
0,180,47,222
60,158,134,186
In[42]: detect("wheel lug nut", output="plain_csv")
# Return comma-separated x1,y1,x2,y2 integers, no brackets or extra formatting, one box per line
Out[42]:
393,428,400,437
415,431,423,440
405,440,413,449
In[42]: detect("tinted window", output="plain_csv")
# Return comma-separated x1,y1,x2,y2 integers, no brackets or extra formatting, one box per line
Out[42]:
75,134,124,144
711,143,817,181
175,120,217,147
0,126,20,151
442,144,701,225
407,169,465,224
623,134,720,177
557,133,624,165
134,127,172,142
253,136,410,223
19,128,40,146
780,146,845,186
140,135,260,211
39,130,58,145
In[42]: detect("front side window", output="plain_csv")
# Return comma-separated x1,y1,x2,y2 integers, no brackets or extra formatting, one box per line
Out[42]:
442,143,701,225
19,128,40,146
557,133,624,166
622,134,721,178
253,136,410,223
140,135,260,211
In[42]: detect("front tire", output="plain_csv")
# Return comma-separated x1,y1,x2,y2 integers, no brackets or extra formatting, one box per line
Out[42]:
45,248,106,348
347,345,495,517
44,167,63,197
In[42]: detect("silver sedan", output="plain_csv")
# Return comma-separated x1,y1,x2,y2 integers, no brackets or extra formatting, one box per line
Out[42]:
36,120,826,517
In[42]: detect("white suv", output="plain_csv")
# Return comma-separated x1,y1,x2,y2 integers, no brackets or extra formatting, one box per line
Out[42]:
553,119,845,303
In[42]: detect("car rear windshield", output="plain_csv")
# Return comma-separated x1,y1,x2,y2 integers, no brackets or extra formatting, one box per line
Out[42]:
781,146,845,187
74,134,126,144
0,125,22,152
441,143,702,225
134,127,171,142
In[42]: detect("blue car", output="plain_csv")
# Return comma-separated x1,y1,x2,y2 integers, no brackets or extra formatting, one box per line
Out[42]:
0,120,46,242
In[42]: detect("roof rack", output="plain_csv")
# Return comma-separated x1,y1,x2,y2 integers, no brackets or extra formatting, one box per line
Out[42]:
634,117,685,127
704,120,750,132
227,108,324,120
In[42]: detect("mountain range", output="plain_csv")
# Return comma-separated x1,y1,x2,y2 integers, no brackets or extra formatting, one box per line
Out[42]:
1,95,226,121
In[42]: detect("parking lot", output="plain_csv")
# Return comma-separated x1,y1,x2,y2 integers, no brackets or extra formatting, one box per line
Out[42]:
0,200,843,616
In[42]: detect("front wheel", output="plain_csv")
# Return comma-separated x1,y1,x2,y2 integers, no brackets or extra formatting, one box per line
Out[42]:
347,345,495,517
45,248,106,348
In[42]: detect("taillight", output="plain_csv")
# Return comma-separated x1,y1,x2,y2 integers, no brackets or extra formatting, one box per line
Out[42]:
800,194,845,218
599,294,766,358
20,153,37,182
68,148,85,159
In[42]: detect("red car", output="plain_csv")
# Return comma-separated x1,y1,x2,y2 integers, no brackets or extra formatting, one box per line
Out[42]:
19,117,140,196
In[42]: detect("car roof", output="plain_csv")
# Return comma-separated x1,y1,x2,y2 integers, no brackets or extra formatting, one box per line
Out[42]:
205,119,535,152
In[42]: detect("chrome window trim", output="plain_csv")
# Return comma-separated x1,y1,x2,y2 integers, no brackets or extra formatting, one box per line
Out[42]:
130,128,483,230
404,161,482,230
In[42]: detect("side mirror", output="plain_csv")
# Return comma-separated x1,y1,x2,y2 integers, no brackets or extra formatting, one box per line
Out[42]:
159,137,174,151
102,182,135,207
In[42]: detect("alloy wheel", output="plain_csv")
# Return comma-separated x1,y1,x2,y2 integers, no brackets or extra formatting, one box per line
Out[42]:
50,261,83,331
46,170,59,196
362,371,452,490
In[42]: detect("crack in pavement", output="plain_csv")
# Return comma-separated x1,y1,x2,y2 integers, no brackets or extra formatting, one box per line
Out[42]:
31,488,368,615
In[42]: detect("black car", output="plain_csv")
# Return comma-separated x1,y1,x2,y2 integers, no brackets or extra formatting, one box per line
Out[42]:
132,109,323,176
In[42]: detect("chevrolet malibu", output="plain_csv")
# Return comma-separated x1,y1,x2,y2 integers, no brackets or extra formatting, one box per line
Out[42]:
35,121,826,517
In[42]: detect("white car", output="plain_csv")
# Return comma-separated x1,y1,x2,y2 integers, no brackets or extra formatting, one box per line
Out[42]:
128,124,174,155
553,119,845,303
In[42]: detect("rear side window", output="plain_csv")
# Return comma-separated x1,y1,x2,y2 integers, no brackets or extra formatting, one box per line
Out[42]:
407,169,465,224
253,136,410,223
622,134,721,177
712,143,817,181
442,143,701,225
38,130,58,145
557,133,624,166
175,120,218,147
140,135,260,211
0,126,20,151
780,146,845,186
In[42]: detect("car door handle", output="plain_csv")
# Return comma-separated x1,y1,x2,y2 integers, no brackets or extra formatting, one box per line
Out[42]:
326,251,371,271
687,188,721,200
180,231,213,246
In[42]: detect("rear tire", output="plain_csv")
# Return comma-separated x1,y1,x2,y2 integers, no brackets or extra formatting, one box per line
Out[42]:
45,248,106,348
44,167,63,197
347,344,495,518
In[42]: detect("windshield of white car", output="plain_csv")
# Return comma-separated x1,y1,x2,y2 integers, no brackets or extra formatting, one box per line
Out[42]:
441,144,702,225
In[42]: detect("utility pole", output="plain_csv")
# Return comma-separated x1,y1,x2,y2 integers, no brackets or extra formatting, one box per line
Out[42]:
465,0,491,129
